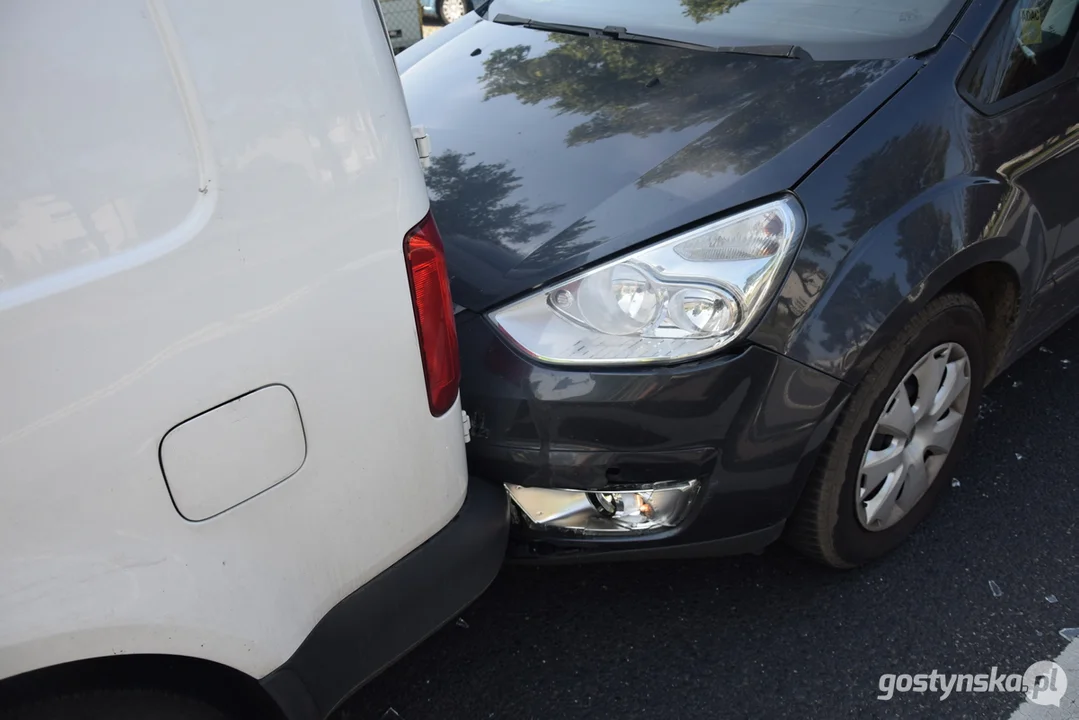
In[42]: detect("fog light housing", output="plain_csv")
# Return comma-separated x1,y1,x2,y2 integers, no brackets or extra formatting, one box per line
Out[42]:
506,480,699,534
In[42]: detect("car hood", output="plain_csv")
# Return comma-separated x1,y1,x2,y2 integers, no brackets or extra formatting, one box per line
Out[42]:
401,19,919,311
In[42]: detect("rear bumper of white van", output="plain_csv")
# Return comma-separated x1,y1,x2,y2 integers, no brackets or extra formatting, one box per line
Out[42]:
260,477,509,720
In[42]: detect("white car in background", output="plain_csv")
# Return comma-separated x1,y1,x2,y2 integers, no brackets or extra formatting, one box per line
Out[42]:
0,1,507,719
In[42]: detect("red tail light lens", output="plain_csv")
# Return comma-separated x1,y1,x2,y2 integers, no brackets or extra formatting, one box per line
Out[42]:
405,212,460,416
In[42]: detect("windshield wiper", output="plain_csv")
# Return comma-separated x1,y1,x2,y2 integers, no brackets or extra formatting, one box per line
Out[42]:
489,13,812,59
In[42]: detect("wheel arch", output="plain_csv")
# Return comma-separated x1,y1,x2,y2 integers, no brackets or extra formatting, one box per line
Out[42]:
842,241,1027,387
0,653,286,719
774,246,1026,544
754,37,1052,389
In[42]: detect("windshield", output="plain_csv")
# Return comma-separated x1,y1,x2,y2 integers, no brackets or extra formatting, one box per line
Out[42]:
480,0,970,60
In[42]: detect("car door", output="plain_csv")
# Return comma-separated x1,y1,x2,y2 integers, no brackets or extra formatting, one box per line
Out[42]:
959,0,1079,341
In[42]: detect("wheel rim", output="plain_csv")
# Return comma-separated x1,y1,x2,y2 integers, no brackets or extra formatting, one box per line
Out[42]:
441,0,468,22
855,342,971,532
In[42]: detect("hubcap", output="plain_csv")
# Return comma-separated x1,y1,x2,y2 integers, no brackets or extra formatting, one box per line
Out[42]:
856,342,971,532
441,0,468,22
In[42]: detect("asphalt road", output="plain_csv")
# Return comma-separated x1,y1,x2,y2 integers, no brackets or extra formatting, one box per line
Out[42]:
338,317,1079,720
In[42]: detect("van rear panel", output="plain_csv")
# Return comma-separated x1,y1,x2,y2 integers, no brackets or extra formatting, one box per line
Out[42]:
0,0,467,679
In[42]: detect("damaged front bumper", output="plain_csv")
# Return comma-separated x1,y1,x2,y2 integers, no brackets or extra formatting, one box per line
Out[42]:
456,310,850,562
506,480,701,534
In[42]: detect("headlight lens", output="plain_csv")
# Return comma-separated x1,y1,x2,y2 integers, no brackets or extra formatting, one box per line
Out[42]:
489,196,805,365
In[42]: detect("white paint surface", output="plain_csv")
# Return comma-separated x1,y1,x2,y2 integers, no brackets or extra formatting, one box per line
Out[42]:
0,0,467,682
160,385,307,521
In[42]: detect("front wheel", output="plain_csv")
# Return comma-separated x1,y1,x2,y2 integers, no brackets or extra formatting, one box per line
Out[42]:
786,293,988,568
437,0,470,24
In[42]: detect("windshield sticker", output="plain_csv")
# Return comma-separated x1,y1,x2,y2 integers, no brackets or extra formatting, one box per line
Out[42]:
1021,6,1044,45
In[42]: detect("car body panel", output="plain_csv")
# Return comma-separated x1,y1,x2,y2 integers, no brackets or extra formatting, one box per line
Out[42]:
751,33,1079,383
457,310,847,553
400,19,920,311
0,0,469,685
402,0,1079,559
397,11,481,74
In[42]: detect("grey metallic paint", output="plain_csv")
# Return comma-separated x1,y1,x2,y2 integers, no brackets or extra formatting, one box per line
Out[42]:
401,1,1079,558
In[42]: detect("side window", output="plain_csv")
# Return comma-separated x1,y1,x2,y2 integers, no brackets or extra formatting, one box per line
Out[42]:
964,0,1079,106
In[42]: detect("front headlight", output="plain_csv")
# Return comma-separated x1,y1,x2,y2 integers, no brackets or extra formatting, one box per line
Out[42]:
489,196,805,365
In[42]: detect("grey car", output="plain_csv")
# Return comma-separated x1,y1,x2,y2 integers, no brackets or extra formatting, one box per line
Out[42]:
401,0,1079,568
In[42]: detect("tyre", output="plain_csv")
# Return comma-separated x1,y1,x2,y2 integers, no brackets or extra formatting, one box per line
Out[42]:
786,293,988,568
6,689,233,720
437,0,470,24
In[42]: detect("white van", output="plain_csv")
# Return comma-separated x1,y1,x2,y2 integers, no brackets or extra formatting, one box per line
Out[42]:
0,2,507,719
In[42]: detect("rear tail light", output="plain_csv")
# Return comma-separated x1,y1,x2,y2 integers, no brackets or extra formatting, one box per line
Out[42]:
404,212,460,416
